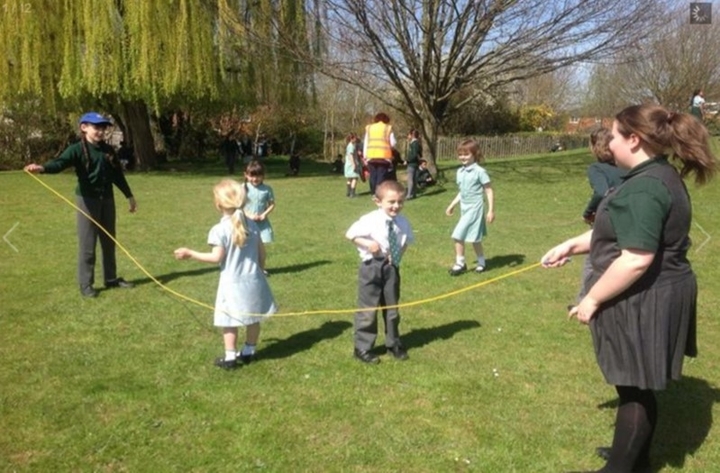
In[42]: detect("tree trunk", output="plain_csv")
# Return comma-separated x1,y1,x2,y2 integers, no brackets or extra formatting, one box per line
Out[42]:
421,116,440,176
120,100,157,170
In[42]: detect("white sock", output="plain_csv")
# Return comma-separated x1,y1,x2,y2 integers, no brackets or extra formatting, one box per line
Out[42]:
225,350,236,361
455,256,465,266
477,256,485,267
241,344,256,356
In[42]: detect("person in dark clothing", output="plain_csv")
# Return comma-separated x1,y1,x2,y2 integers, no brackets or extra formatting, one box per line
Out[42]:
404,129,422,199
220,134,240,174
24,111,138,298
288,152,300,176
542,104,717,473
416,159,436,189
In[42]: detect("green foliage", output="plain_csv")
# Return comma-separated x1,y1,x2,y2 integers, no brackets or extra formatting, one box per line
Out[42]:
0,1,221,110
2,153,720,471
0,97,73,170
518,104,555,132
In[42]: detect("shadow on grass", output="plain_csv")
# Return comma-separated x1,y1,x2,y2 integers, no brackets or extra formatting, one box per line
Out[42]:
486,253,526,270
268,259,331,275
259,320,352,360
595,375,719,472
403,319,481,350
415,186,448,198
129,266,218,286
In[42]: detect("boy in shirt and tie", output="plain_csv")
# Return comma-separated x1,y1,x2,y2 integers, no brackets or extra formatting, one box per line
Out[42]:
346,180,415,364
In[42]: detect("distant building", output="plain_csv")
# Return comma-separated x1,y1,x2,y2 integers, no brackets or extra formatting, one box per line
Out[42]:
565,116,612,134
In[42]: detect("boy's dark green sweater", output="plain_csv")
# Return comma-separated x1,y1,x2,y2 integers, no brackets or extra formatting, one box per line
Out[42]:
42,141,133,199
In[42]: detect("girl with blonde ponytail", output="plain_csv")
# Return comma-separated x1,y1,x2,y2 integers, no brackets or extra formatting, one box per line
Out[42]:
174,179,277,370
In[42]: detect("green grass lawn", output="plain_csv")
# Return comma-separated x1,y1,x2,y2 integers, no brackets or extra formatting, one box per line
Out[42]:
1,152,720,472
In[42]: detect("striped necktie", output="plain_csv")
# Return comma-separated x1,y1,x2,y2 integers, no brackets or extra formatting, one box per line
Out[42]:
387,219,401,266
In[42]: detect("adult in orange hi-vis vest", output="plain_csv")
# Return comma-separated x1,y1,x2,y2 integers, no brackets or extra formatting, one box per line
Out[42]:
363,113,397,195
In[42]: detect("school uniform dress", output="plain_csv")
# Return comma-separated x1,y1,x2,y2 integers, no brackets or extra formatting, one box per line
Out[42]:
346,209,414,351
344,142,360,179
588,157,696,391
245,182,275,243
209,213,277,327
451,163,491,243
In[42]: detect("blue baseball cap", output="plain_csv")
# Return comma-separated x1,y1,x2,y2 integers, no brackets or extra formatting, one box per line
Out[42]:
78,112,112,126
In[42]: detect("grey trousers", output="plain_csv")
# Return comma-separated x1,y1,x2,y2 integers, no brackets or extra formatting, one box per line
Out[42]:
354,258,402,351
76,196,118,288
406,164,418,198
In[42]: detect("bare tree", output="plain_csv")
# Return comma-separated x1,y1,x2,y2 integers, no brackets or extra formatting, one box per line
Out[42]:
583,5,720,115
303,0,665,168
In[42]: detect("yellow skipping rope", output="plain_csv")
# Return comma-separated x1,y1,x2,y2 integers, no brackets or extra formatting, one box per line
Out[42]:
25,169,542,318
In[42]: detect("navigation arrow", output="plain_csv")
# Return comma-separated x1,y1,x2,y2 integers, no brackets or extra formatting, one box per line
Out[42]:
3,222,19,253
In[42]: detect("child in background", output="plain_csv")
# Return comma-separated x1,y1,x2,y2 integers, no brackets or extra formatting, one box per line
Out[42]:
344,132,361,197
346,180,415,364
174,179,276,370
574,127,625,302
445,138,495,275
404,129,422,199
288,152,300,176
24,111,137,298
244,160,275,273
416,159,436,189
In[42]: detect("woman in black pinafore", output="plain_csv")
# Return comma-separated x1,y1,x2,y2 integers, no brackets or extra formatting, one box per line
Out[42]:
542,104,717,473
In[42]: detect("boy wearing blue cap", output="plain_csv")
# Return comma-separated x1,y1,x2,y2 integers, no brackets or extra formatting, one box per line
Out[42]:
25,112,137,298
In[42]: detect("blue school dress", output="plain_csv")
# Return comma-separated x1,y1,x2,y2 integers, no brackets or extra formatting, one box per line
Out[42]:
451,163,491,243
245,182,275,243
208,213,277,327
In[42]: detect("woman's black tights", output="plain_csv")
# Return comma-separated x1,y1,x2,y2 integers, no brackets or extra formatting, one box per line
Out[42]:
598,385,657,472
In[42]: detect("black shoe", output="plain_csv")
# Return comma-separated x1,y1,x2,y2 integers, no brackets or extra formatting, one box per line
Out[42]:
448,263,467,276
354,349,380,364
595,446,610,461
105,278,134,289
594,447,650,472
238,353,255,364
214,357,239,370
80,285,98,298
387,345,409,360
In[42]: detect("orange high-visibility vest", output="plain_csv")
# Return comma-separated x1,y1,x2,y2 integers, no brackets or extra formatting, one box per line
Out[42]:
364,123,392,160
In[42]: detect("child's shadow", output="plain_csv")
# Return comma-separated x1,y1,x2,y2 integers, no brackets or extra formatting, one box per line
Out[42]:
269,260,331,275
131,266,218,287
597,375,719,471
258,320,352,360
402,320,481,350
485,253,525,270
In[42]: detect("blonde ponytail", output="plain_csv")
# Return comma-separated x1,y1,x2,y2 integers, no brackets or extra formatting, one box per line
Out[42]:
213,179,249,248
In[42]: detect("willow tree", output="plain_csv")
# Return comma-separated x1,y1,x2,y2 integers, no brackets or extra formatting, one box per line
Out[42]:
218,0,314,143
0,0,220,169
303,0,668,168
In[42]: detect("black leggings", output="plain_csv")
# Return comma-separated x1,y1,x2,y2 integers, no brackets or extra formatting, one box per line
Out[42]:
599,385,657,472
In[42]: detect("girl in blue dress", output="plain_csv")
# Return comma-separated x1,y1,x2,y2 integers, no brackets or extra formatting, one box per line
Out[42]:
344,132,361,198
445,139,495,275
243,160,275,276
174,179,277,369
